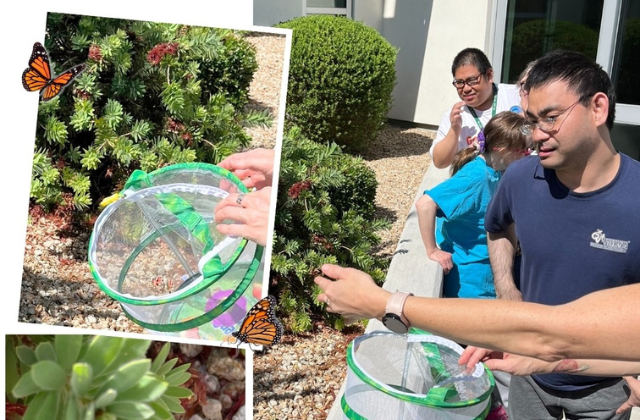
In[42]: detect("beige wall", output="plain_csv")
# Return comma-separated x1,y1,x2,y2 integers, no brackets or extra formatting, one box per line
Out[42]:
254,0,302,27
254,0,498,126
356,0,495,126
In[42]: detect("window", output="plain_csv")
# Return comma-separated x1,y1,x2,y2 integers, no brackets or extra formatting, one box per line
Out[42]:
495,0,640,126
304,0,352,17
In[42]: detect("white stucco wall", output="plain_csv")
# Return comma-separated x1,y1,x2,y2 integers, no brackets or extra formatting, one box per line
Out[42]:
254,0,497,126
351,1,496,125
253,0,302,26
379,1,494,125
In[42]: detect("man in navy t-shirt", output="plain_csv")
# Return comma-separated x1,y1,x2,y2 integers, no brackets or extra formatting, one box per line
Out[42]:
481,51,640,419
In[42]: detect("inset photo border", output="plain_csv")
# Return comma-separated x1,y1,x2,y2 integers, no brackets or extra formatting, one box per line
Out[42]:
14,10,291,351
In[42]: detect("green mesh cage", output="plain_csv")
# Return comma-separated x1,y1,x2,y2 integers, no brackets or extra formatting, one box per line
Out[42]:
342,331,494,420
88,163,264,337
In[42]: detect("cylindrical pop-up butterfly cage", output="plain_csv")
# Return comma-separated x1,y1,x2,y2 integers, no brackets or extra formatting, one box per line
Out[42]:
342,330,494,420
88,163,263,339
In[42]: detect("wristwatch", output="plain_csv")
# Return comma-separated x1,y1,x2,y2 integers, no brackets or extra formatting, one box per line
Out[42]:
382,291,413,334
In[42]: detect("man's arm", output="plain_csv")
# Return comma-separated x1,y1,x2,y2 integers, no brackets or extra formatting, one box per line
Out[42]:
487,226,522,301
315,264,640,362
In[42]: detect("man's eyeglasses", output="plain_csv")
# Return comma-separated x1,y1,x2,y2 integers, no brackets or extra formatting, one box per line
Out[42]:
492,147,532,156
520,96,588,135
452,73,484,89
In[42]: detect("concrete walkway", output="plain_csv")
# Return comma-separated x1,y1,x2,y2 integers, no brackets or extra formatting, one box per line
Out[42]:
326,163,639,419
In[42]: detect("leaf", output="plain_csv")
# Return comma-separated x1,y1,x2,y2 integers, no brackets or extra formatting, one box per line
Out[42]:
95,389,118,408
15,345,38,366
55,335,83,371
64,395,79,420
117,339,152,365
114,375,168,403
6,338,21,402
100,359,151,394
106,402,155,419
95,413,117,420
33,390,60,420
148,401,173,420
71,363,94,397
12,371,42,398
82,336,124,376
155,358,178,376
83,402,95,420
35,342,57,362
159,395,185,413
21,391,50,420
150,343,170,373
163,386,193,399
30,360,67,391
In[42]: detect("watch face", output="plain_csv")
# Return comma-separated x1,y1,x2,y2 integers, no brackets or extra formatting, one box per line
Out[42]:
382,314,408,334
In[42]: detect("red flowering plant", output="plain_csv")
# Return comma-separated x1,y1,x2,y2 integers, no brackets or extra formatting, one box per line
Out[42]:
29,13,267,214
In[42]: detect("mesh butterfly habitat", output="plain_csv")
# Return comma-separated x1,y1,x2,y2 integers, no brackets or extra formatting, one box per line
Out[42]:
19,12,285,339
342,331,495,420
88,162,265,339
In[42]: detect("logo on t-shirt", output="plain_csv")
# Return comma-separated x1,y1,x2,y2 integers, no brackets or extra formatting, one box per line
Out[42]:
590,229,630,253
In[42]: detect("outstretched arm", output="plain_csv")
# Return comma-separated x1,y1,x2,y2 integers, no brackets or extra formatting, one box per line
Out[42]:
314,264,640,362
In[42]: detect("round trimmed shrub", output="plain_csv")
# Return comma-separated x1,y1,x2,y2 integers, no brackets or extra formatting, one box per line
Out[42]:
277,16,397,153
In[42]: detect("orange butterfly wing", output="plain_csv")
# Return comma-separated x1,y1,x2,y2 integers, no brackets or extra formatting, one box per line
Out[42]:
41,63,87,101
232,295,283,346
22,42,86,101
22,43,51,92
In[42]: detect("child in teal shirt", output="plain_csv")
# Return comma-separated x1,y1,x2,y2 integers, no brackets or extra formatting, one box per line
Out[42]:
417,111,529,298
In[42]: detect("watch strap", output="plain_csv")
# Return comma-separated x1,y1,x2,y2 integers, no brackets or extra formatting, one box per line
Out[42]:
385,291,412,329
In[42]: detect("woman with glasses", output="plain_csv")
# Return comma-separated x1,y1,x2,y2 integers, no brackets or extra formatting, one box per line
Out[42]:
430,48,521,169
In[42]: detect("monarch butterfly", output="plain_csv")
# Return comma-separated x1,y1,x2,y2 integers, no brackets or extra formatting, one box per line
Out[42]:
22,42,86,101
230,295,283,348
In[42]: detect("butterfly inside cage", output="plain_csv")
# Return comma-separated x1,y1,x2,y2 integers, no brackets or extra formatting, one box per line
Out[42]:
228,295,283,350
22,42,86,101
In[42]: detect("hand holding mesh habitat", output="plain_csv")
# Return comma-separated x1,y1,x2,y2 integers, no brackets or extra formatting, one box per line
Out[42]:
88,163,263,334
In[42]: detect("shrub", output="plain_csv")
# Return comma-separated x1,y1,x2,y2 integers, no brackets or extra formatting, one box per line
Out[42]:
277,16,397,153
30,13,268,213
5,335,192,420
270,128,389,332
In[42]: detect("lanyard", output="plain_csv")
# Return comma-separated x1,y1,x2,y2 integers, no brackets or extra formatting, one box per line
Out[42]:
468,84,497,131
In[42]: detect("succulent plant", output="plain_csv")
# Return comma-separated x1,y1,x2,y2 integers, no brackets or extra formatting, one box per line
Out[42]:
6,335,193,420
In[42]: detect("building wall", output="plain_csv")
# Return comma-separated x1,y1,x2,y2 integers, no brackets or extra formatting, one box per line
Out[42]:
253,0,497,126
370,1,495,125
254,0,302,27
